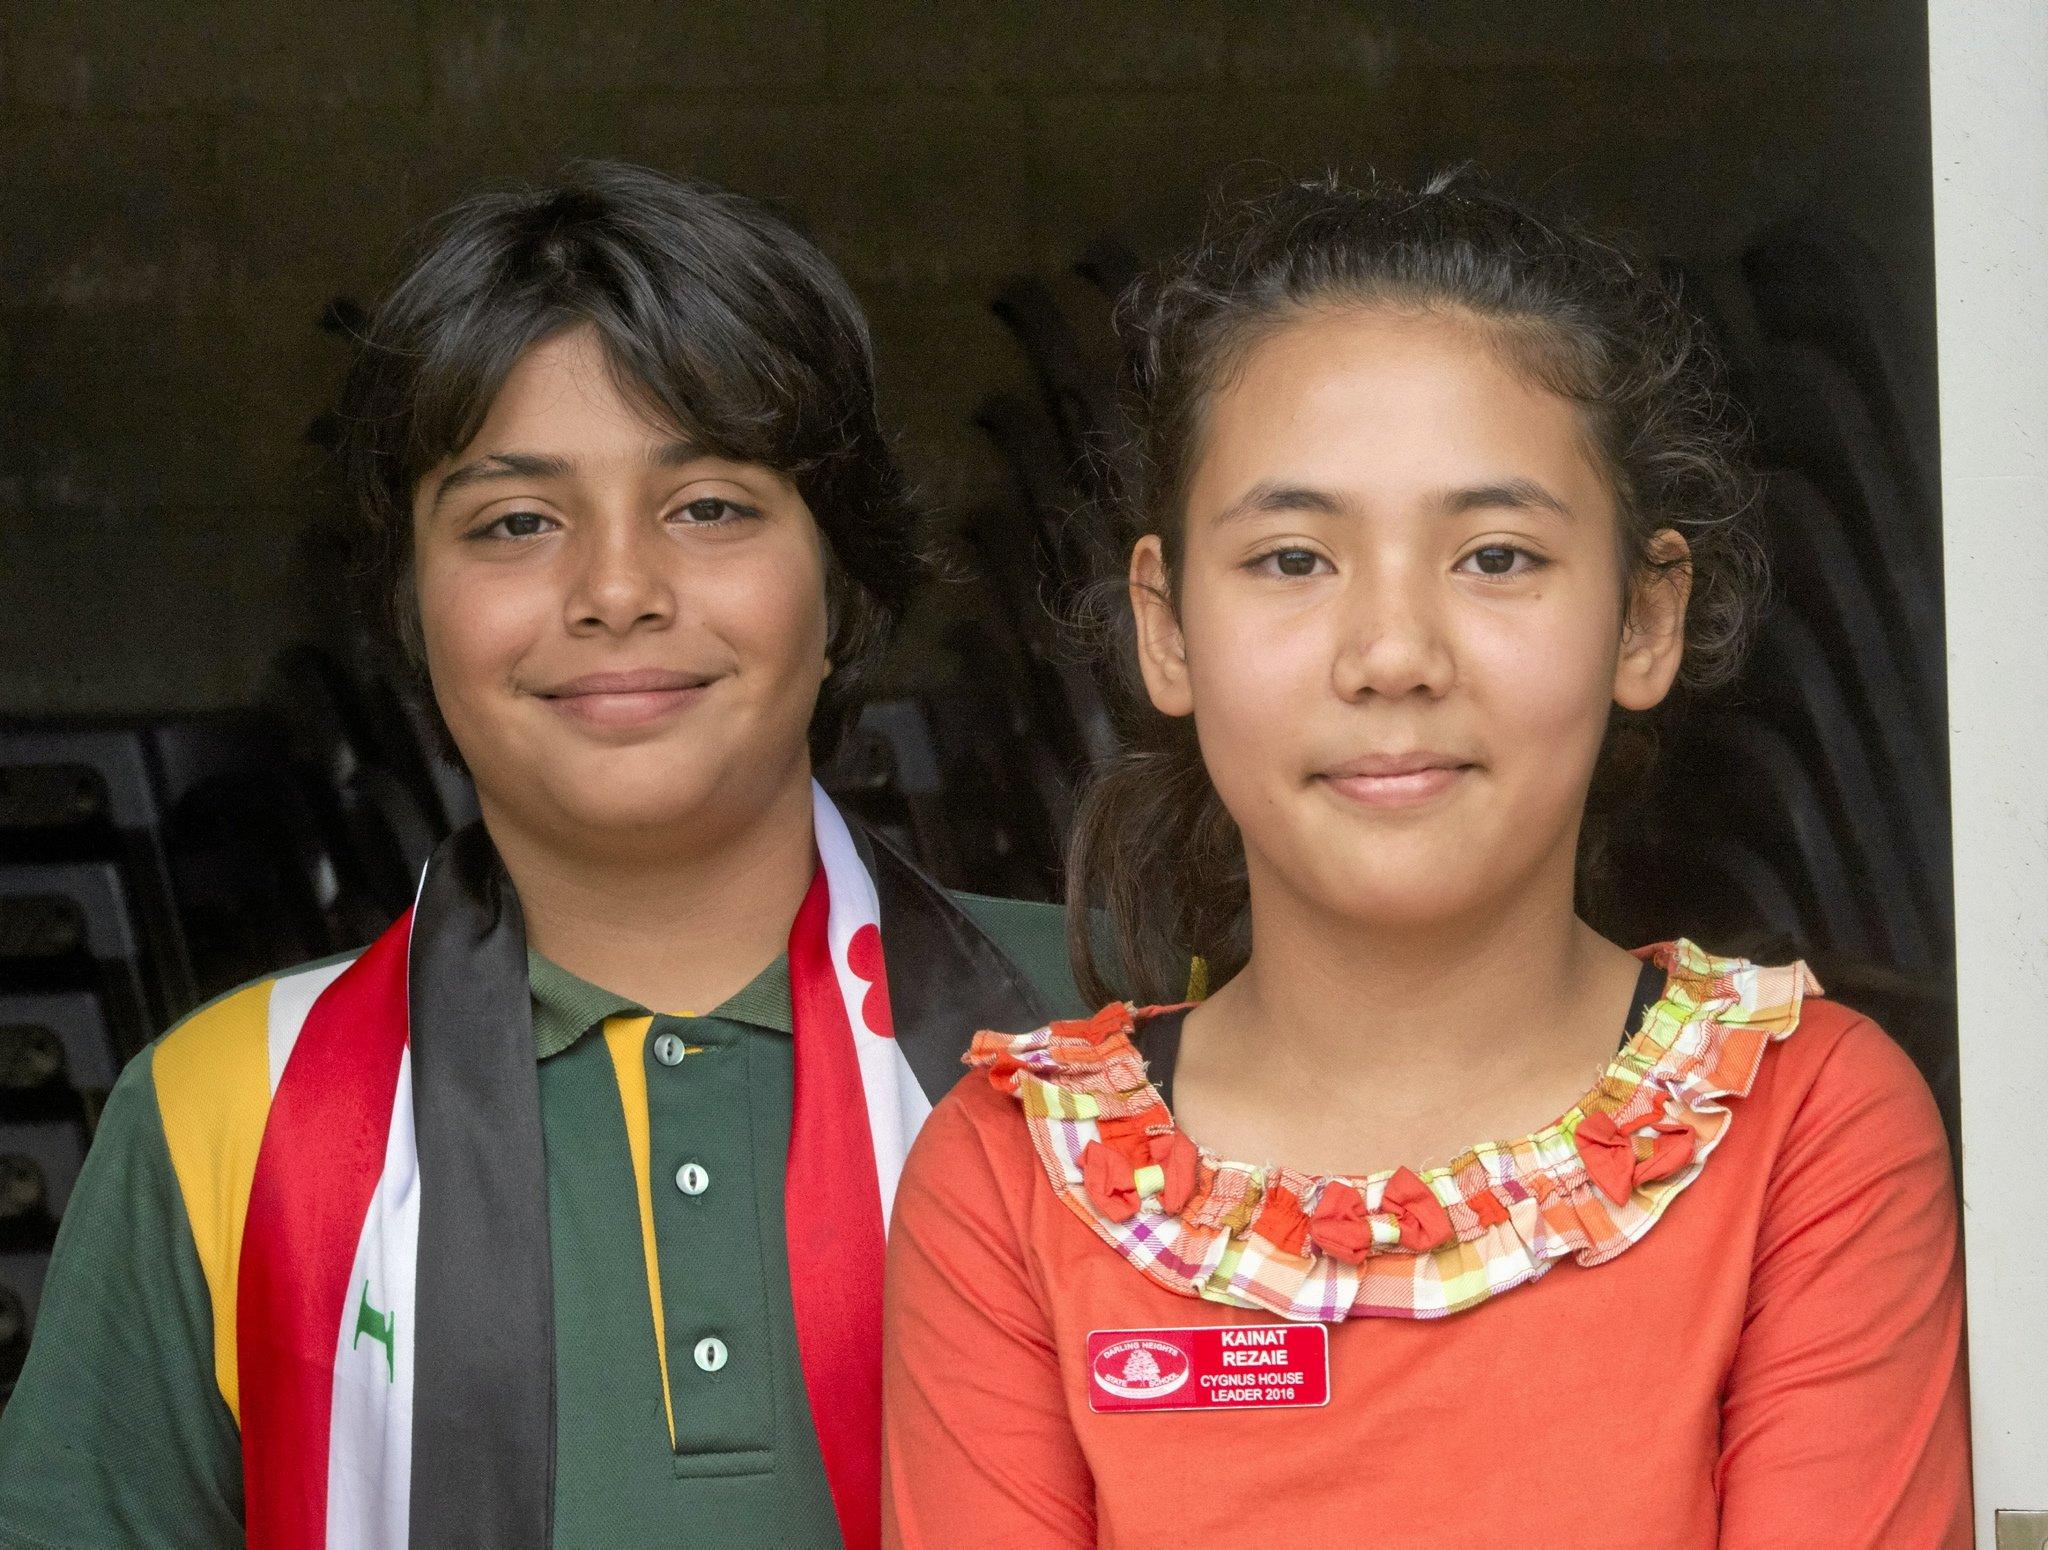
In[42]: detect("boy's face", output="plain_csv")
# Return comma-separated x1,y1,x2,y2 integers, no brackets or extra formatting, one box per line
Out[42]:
411,325,831,855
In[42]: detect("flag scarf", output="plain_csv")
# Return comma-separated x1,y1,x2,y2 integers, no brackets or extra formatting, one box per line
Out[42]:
232,783,1039,1549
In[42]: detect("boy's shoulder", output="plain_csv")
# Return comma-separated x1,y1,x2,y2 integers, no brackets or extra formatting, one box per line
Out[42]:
945,891,1087,1021
947,889,1064,942
152,947,361,1069
144,947,364,1153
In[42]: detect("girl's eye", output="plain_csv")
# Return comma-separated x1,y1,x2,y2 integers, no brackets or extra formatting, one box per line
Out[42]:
1254,547,1329,578
673,496,756,525
1459,544,1539,577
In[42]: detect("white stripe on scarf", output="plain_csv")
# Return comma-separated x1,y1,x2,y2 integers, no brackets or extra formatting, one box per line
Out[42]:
811,780,929,1224
266,958,351,1096
324,1045,419,1548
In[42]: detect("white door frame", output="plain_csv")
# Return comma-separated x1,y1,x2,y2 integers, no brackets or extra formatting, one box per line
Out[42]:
1928,2,2048,1541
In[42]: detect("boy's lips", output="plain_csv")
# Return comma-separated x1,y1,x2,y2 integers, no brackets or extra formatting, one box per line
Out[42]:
1316,752,1476,809
535,668,716,729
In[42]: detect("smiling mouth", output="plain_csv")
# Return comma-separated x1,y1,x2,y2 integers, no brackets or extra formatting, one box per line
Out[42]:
1316,756,1476,809
535,670,716,730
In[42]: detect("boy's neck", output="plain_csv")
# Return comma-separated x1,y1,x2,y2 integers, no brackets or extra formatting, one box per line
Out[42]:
480,774,820,1018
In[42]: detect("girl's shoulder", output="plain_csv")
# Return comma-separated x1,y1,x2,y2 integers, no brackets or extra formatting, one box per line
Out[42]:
952,942,1910,1324
1732,988,1953,1190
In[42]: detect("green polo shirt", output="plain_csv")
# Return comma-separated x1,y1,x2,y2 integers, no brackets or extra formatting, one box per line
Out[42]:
0,891,1081,1548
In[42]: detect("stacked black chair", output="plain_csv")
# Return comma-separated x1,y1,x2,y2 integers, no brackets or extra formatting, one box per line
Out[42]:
0,723,197,1377
1639,230,1955,1131
953,260,1147,880
0,647,475,1397
1742,221,1941,521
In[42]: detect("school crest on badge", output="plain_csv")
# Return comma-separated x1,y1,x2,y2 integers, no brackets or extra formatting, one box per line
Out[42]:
1091,1336,1192,1401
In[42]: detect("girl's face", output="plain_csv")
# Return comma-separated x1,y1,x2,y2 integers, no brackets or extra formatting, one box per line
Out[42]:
1131,305,1687,934
412,324,831,850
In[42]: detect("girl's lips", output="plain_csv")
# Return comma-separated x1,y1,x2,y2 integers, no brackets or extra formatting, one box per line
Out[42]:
1318,765,1470,809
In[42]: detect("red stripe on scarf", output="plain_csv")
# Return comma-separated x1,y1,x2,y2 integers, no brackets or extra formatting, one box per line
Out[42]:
785,868,886,1550
238,910,413,1549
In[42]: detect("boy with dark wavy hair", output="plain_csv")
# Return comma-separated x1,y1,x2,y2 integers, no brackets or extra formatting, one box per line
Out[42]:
0,161,1081,1550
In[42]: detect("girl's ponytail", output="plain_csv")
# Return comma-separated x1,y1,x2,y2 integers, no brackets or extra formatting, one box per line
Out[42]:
1065,718,1247,1009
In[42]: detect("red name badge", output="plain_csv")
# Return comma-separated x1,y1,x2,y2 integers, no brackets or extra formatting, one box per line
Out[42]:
1085,1324,1330,1413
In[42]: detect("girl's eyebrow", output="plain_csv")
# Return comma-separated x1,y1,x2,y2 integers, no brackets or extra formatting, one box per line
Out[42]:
1436,477,1574,520
1213,481,1351,525
1214,477,1573,527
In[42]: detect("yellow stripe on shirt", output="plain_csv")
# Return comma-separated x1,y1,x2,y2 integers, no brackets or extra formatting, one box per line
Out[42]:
150,978,277,1425
600,1014,675,1448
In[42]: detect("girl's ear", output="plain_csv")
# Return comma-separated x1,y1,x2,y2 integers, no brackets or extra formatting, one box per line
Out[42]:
1613,528,1692,711
1130,535,1195,717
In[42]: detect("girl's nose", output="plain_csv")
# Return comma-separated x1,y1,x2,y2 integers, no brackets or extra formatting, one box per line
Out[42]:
1329,569,1456,701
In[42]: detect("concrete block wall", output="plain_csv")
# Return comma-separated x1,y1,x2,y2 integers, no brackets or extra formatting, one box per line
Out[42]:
0,1,1935,714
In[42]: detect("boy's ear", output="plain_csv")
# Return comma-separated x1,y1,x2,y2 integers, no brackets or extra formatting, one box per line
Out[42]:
1614,528,1692,712
1130,536,1194,717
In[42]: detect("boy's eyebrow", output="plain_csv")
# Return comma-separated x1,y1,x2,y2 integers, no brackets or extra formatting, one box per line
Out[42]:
429,451,576,512
650,438,706,468
428,440,708,513
1437,477,1574,520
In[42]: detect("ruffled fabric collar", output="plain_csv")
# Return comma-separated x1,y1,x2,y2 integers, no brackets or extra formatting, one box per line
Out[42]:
967,940,1818,1323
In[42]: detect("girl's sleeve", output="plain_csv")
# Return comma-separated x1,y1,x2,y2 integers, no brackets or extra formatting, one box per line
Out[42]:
882,1085,1095,1549
1716,1014,1972,1548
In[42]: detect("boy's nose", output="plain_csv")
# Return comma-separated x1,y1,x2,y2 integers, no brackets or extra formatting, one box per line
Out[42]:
564,519,677,635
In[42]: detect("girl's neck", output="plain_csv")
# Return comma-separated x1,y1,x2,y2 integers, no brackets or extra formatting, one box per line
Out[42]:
1180,841,1644,1173
1228,901,1605,1059
481,773,819,1017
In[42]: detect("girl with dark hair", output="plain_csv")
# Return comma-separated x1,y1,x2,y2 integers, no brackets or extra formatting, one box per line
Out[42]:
0,161,1084,1550
881,173,1970,1548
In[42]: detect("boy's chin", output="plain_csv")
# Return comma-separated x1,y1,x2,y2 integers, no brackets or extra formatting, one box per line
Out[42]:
475,766,748,851
548,776,752,841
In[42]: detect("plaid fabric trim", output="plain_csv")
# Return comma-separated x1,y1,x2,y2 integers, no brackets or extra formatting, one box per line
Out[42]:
967,940,1818,1323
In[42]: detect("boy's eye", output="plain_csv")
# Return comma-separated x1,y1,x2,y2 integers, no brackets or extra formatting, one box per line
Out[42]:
1255,547,1328,578
483,510,555,539
1460,545,1535,577
674,496,753,525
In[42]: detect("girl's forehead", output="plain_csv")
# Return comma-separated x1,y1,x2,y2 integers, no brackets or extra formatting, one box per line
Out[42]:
1192,308,1606,511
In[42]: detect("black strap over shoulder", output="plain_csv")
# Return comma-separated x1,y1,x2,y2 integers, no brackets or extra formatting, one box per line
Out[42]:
861,825,1054,1102
405,824,555,1549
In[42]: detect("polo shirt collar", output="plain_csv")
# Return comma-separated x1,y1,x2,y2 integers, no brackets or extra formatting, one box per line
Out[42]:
527,948,795,1059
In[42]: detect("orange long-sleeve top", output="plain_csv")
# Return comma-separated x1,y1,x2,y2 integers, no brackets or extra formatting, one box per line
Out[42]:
881,990,1970,1548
